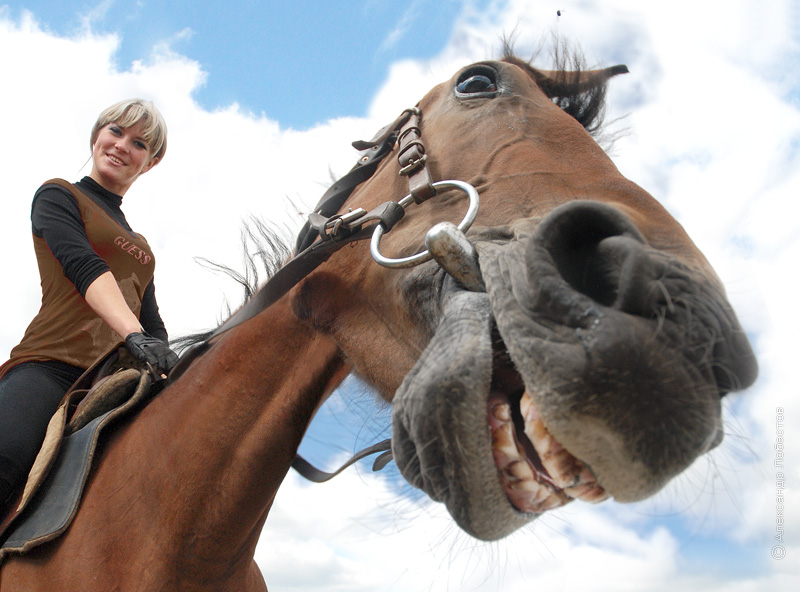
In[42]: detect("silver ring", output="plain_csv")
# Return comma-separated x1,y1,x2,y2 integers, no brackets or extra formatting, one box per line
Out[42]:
370,180,480,269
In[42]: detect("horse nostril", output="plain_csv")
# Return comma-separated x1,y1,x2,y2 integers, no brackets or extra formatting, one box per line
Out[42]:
550,234,624,308
591,236,667,317
529,201,652,314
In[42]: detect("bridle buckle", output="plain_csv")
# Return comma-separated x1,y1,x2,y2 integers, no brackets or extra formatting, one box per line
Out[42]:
399,152,427,176
322,208,368,239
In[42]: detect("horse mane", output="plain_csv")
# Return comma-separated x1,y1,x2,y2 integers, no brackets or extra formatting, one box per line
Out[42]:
500,37,614,137
171,218,292,352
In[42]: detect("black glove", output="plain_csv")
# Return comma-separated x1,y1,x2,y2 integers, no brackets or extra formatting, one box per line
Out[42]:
125,331,179,374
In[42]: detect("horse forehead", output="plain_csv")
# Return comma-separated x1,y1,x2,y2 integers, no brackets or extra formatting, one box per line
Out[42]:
356,59,706,264
418,69,591,169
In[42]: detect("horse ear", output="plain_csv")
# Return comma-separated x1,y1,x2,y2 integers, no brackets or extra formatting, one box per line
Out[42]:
533,65,629,99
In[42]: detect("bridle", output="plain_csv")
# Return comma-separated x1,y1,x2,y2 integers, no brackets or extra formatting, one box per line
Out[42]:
169,105,484,482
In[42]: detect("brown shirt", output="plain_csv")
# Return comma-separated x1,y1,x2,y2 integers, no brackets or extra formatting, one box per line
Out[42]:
0,179,156,379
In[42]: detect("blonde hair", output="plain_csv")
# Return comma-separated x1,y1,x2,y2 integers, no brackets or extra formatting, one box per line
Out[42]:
90,99,168,160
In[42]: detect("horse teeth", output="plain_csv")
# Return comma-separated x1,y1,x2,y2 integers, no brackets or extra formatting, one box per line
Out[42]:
509,477,542,495
543,452,584,489
492,422,521,460
565,482,609,503
492,403,511,422
519,390,534,420
506,460,534,481
509,480,568,509
540,493,569,511
523,410,549,445
503,462,574,513
524,403,596,490
575,465,597,486
512,390,606,506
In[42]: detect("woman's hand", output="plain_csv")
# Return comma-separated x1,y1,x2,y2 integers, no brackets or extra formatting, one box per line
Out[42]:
125,331,179,374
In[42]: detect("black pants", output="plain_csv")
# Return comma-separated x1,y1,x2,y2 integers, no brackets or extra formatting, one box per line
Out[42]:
0,361,83,506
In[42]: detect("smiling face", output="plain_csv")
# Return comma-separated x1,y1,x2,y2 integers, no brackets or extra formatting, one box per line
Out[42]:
292,57,758,541
89,119,160,196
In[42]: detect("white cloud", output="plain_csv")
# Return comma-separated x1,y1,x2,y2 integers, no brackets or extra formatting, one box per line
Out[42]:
377,0,426,54
78,0,115,33
1,1,798,590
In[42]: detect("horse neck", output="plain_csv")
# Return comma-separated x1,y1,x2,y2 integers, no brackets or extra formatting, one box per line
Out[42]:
100,294,347,568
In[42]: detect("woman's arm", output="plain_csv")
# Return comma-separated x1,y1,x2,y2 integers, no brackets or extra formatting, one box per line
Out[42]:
33,186,110,297
84,271,143,339
139,280,168,342
86,272,178,374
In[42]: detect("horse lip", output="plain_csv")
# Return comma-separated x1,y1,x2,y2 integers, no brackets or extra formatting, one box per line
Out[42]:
391,269,601,538
391,279,534,540
477,225,731,503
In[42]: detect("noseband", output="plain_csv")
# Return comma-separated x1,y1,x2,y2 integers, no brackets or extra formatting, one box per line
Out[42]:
170,106,484,481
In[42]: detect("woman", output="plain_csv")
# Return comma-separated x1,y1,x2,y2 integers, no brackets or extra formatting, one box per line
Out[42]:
0,99,178,513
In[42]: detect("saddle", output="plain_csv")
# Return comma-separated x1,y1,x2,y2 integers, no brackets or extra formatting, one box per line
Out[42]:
0,348,158,562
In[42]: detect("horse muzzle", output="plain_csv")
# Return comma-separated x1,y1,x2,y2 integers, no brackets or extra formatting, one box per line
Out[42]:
390,199,758,541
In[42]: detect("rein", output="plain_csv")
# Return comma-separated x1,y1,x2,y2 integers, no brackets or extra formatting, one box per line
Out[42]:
169,106,482,482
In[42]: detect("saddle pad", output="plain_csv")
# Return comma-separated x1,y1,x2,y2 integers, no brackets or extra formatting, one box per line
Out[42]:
0,369,151,562
0,413,108,557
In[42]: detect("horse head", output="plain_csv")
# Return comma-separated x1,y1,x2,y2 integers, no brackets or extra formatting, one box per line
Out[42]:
292,55,758,540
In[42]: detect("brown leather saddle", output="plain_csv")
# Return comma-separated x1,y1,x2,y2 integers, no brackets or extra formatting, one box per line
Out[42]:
0,347,158,561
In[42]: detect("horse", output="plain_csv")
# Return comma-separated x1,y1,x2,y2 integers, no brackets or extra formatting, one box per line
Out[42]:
0,46,757,590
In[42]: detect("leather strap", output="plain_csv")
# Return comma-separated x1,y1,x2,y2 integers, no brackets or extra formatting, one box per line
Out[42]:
397,109,435,202
295,107,418,253
290,439,393,483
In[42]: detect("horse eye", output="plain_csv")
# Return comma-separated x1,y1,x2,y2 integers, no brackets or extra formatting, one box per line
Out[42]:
456,66,499,97
458,75,496,93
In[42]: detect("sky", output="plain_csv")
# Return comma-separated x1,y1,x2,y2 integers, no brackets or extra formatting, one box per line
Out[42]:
1,0,798,590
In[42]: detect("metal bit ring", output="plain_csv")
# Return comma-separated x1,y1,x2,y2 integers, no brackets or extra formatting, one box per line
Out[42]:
370,180,479,269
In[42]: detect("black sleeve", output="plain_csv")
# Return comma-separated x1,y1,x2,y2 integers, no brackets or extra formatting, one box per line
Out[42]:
139,280,168,342
31,186,110,297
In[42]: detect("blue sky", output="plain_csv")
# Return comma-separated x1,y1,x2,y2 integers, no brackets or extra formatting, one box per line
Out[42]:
3,0,490,127
0,1,797,590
